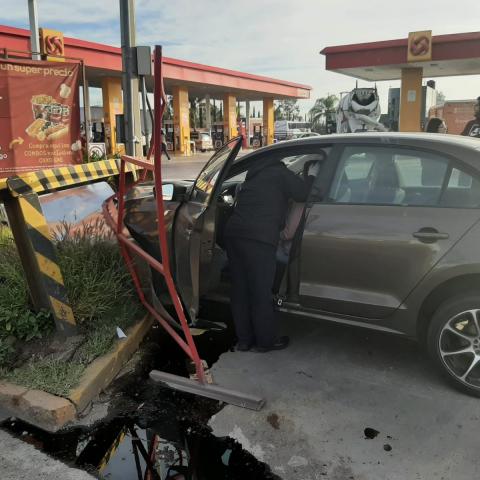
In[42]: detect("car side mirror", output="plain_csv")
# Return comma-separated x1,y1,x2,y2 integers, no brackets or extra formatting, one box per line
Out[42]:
162,183,174,201
156,183,188,202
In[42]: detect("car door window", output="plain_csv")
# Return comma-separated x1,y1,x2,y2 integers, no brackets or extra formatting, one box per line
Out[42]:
190,138,240,205
441,167,480,208
329,146,450,206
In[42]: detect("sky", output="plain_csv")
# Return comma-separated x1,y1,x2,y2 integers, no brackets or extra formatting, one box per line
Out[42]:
1,0,480,115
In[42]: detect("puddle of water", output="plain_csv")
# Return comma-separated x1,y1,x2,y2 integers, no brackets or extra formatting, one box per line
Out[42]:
1,300,281,479
3,399,280,479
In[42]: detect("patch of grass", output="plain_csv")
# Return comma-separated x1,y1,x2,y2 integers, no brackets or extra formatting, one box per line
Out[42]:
54,220,136,324
0,219,142,394
76,304,139,365
3,304,139,397
0,226,54,365
2,359,85,397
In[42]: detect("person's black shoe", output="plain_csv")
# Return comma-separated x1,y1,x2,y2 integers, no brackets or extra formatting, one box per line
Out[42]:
235,342,252,352
252,336,290,353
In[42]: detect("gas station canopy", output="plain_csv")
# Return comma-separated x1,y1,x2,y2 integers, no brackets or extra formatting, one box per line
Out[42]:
0,25,311,101
321,31,480,81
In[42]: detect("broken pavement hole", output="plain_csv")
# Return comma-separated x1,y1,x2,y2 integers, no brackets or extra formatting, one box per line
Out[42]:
364,427,380,439
383,444,393,452
1,300,281,479
2,390,281,479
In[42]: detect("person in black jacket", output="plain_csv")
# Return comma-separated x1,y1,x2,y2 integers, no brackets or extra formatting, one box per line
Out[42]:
461,98,480,138
224,157,312,352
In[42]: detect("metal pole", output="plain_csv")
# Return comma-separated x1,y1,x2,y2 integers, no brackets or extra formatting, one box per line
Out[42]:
205,93,211,131
245,100,250,148
28,0,40,60
119,0,137,156
81,62,91,159
141,76,149,157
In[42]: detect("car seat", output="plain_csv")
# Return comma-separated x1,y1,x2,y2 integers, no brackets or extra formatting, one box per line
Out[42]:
367,158,405,204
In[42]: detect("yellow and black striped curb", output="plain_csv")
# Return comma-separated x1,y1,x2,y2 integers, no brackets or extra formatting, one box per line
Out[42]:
2,158,144,333
4,158,140,197
97,426,128,471
18,192,76,332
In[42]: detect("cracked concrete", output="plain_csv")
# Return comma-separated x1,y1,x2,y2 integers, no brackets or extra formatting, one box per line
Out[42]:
0,429,95,480
209,314,480,479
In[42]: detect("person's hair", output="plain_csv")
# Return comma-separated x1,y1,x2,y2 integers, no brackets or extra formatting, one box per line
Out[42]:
425,117,444,133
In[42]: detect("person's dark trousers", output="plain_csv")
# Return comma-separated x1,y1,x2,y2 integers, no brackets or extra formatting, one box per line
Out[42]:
225,236,278,348
161,142,171,160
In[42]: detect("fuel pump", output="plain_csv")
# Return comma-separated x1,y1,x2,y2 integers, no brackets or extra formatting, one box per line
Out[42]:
237,117,247,149
211,122,225,149
252,124,263,148
164,120,175,151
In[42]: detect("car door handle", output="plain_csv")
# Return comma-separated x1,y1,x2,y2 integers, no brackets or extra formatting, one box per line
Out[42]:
413,229,449,242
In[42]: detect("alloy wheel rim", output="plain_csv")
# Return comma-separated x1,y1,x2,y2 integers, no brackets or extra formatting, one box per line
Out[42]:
439,309,480,389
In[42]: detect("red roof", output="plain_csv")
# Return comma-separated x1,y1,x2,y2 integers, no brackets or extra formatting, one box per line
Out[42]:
0,25,311,99
321,31,480,81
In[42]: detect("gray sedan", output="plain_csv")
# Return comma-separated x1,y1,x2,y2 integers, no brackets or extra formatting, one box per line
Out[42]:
125,133,480,397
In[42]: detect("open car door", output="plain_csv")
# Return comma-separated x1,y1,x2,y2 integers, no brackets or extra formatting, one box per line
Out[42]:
174,137,242,321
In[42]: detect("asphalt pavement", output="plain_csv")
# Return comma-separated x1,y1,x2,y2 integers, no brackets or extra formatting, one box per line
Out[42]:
209,313,480,480
161,148,250,181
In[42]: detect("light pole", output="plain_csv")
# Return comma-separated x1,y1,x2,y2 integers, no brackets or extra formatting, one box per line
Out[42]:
28,0,40,60
119,0,142,157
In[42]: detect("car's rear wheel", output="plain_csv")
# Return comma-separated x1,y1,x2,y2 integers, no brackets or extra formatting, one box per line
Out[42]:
427,295,480,397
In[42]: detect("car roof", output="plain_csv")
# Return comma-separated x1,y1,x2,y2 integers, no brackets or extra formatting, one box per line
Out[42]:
239,132,480,171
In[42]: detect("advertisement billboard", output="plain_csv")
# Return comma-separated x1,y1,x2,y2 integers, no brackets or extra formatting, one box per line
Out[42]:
0,58,81,177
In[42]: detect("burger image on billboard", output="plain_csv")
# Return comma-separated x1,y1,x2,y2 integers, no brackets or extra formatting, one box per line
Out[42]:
26,92,71,141
31,94,55,119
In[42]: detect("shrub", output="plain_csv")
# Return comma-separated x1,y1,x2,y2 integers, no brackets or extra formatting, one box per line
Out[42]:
54,220,137,325
0,226,54,354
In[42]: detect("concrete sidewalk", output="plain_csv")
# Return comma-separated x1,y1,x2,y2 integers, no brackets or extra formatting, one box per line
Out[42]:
209,314,480,480
0,429,95,480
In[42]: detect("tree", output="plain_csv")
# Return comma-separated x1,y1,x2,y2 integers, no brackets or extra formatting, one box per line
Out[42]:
274,102,284,121
189,97,200,129
436,90,446,106
275,99,301,121
163,95,174,120
309,95,339,133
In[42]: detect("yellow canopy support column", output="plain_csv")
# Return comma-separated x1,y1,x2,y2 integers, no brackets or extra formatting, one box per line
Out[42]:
263,98,274,145
223,93,237,141
101,77,124,156
173,86,191,156
399,68,423,132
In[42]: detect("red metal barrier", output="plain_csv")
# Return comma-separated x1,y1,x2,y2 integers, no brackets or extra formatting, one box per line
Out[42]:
103,45,207,384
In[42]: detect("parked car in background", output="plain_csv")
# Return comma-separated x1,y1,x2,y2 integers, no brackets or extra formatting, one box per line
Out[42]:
274,120,312,141
291,132,322,140
124,133,480,397
190,131,213,152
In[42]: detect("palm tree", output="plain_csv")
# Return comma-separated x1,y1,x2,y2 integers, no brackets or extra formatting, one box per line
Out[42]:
309,95,339,132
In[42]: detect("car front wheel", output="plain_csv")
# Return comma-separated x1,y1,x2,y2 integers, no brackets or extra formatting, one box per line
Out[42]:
427,295,480,397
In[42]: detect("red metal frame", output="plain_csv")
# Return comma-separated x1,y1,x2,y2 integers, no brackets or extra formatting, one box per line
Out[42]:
103,45,206,384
